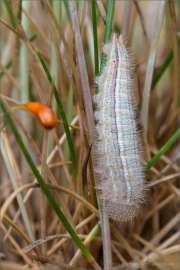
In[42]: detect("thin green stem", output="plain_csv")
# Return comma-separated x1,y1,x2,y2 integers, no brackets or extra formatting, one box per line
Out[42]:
0,99,97,267
151,50,173,90
145,129,180,173
63,0,70,22
36,50,77,180
3,0,16,28
0,121,7,132
29,33,38,42
92,0,99,77
100,0,115,75
1,137,36,244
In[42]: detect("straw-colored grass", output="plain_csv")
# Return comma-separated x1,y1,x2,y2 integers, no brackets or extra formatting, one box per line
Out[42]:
0,1,179,269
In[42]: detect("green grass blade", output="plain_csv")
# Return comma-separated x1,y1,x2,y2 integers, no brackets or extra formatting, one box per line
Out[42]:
3,0,16,28
1,139,36,243
29,33,38,42
151,49,173,90
36,50,77,180
99,0,115,75
0,121,7,132
145,129,180,173
0,99,96,265
63,0,70,22
91,0,99,207
92,0,99,77
95,2,115,269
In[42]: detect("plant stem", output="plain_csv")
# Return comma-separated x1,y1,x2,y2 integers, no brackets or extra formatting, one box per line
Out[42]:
141,1,166,137
145,129,180,172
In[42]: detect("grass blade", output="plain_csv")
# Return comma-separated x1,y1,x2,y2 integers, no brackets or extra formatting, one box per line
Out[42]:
145,129,180,172
62,0,70,22
1,136,36,244
0,99,99,268
99,0,115,75
151,50,173,90
0,59,12,78
92,0,99,77
3,0,16,28
36,50,77,180
141,1,166,137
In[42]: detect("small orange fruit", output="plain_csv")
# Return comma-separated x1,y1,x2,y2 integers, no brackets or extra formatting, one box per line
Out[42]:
22,102,58,130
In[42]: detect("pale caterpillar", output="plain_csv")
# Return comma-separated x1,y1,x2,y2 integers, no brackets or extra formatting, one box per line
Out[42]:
93,34,146,223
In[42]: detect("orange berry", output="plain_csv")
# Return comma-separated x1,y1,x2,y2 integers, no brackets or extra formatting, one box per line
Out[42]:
23,102,58,130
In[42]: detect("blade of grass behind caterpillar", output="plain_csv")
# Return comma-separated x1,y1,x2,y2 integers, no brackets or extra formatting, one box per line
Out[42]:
82,143,93,195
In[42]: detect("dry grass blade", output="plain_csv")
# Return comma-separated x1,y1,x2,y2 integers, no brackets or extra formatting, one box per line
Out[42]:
144,194,175,221
142,245,179,267
1,182,99,223
40,0,63,95
147,172,180,188
57,119,80,130
3,215,40,256
22,8,51,49
96,1,106,23
1,223,38,269
133,0,147,38
0,18,20,36
1,97,75,228
168,1,179,112
154,152,180,180
1,133,36,245
141,1,166,136
52,129,74,189
142,212,180,254
24,253,82,270
46,115,79,163
29,68,47,104
133,233,164,258
40,130,48,256
1,1,179,269
0,64,21,92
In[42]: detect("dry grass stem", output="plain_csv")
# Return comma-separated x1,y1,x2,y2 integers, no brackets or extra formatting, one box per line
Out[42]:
1,2,179,269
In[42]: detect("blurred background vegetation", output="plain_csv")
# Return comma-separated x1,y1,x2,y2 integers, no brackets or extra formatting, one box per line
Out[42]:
0,1,179,269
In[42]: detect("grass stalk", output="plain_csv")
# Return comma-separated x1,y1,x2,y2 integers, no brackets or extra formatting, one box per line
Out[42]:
151,49,173,90
1,1,179,268
0,59,12,78
69,221,101,266
141,1,166,137
168,1,179,111
48,0,61,153
40,130,49,256
36,50,77,180
1,134,36,244
20,0,31,183
0,99,100,269
99,0,115,75
145,128,180,172
92,0,99,97
62,86,73,189
3,0,16,28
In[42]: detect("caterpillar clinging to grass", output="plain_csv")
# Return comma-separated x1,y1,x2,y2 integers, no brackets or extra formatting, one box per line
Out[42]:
93,34,146,223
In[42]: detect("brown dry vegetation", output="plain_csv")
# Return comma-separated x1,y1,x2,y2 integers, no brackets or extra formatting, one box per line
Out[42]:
0,1,179,270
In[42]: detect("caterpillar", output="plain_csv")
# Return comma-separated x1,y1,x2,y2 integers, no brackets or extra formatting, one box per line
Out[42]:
93,34,146,223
